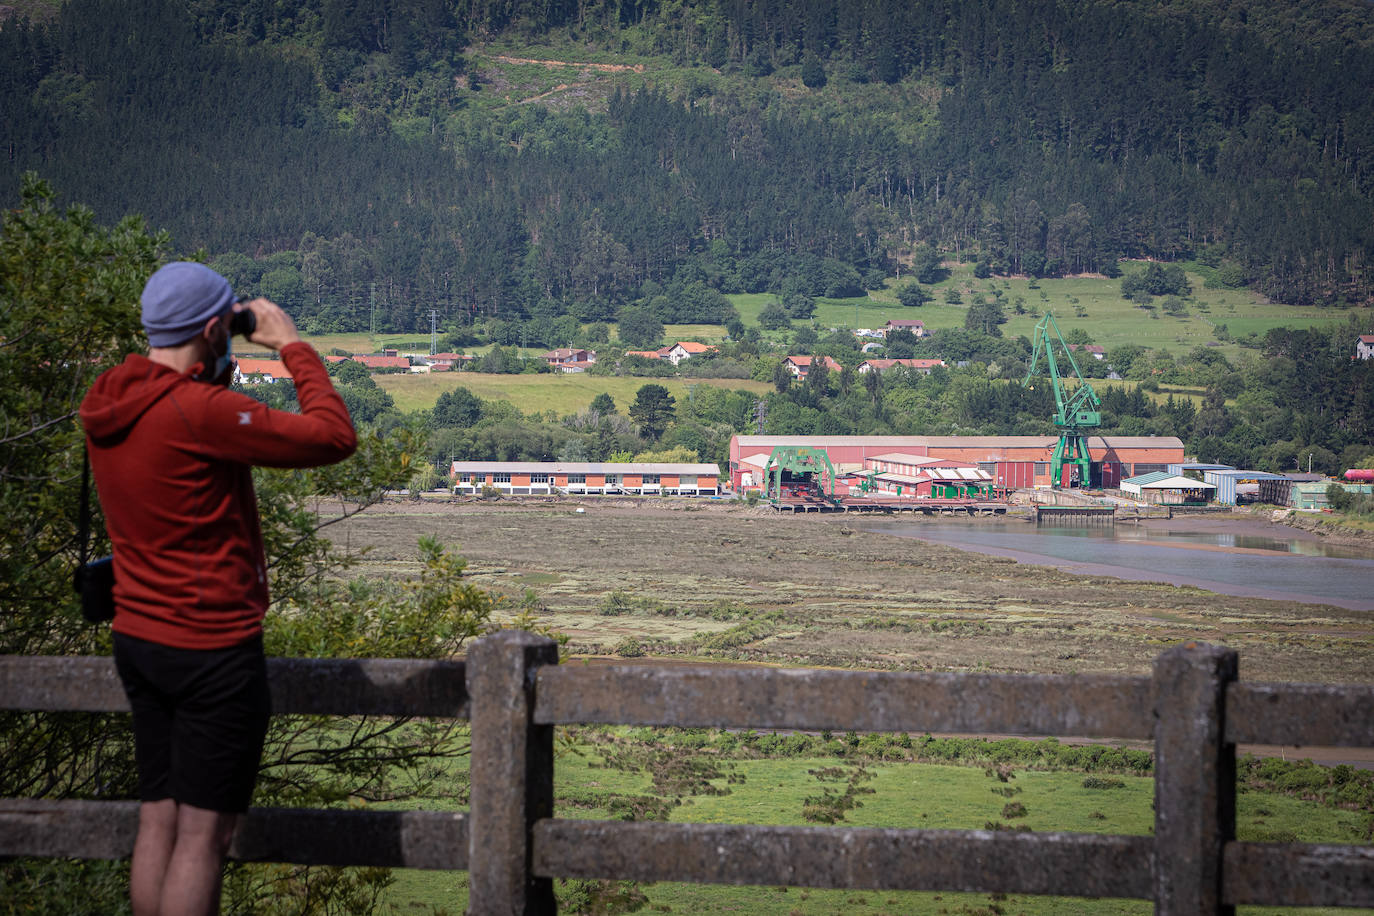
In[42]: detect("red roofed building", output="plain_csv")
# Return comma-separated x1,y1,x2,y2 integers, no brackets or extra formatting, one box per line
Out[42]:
856,358,945,374
783,355,842,378
425,353,475,372
1357,335,1374,360
542,348,597,368
666,342,715,365
352,355,411,370
855,453,999,500
1068,344,1107,360
233,358,291,385
624,349,664,360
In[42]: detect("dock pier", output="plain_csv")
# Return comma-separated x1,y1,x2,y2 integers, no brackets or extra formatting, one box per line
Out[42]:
1035,504,1117,525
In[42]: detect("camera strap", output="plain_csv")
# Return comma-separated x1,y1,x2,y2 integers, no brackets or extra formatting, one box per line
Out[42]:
79,445,93,567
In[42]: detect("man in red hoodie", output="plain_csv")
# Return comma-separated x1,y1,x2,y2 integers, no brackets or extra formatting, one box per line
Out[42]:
80,262,357,916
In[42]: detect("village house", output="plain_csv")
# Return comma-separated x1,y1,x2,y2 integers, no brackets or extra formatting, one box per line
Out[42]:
233,358,291,385
426,352,475,372
542,348,597,371
1067,343,1107,360
626,342,716,365
1358,334,1374,360
783,355,843,378
883,318,928,337
665,341,715,365
856,358,946,374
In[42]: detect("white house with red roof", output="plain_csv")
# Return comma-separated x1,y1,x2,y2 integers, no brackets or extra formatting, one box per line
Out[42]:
783,355,843,378
1358,334,1374,360
233,358,291,385
665,341,716,365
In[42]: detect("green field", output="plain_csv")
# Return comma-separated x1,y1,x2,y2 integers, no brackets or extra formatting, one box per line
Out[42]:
379,733,1370,916
372,370,770,415
734,262,1371,363
283,264,1370,418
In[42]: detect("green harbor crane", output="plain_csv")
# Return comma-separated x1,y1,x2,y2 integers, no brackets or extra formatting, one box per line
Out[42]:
1023,312,1102,488
762,445,839,503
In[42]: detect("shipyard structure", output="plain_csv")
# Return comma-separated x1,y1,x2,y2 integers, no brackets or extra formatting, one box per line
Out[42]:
728,435,1186,497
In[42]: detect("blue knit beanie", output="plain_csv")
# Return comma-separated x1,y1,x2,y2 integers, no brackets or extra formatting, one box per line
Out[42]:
141,262,236,347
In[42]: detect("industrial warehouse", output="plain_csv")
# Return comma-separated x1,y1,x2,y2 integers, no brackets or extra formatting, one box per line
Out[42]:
450,462,720,496
447,435,1185,504
447,437,1368,512
728,434,1186,493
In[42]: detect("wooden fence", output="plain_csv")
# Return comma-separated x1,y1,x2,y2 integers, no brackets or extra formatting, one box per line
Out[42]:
2,634,1372,914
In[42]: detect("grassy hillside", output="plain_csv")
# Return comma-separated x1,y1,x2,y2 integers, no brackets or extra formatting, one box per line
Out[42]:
737,262,1372,362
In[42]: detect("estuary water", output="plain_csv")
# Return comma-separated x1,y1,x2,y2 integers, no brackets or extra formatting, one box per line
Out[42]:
871,518,1374,611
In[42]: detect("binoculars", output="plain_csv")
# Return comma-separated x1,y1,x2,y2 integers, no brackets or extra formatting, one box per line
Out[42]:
229,301,257,337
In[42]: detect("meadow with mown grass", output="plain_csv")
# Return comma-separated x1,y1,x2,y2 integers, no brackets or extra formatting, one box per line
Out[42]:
371,372,772,417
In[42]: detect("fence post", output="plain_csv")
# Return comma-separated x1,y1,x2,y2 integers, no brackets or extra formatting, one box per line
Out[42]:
1152,642,1237,915
467,630,559,915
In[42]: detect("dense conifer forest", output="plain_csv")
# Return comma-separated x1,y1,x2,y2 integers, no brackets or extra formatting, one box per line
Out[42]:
3,0,1372,335
3,0,1372,473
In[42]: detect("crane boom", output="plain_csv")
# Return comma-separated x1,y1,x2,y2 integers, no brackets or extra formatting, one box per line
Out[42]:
1023,312,1102,487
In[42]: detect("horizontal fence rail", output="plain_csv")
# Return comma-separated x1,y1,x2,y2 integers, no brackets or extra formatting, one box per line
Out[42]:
1226,681,1374,747
534,664,1156,737
2,634,1372,913
0,655,469,718
534,821,1156,898
0,800,467,870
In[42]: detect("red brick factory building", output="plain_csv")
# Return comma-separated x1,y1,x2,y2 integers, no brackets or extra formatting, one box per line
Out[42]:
729,435,1185,492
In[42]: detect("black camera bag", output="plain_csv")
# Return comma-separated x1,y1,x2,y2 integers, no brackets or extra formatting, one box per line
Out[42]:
74,555,116,623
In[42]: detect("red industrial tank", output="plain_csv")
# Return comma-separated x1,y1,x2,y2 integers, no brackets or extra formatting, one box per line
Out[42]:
1344,468,1374,482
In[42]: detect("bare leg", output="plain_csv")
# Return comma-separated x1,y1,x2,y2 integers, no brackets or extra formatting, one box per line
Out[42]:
129,799,177,916
157,804,237,916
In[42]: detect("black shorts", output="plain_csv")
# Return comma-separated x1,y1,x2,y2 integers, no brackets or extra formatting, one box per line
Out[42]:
113,632,271,813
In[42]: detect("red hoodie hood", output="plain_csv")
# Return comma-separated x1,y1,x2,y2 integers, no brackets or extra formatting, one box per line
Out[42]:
80,354,188,443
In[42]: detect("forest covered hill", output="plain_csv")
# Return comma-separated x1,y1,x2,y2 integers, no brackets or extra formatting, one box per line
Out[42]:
2,0,1372,335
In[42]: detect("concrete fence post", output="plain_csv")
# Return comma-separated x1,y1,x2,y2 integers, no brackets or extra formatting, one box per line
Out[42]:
467,631,560,915
1152,642,1238,915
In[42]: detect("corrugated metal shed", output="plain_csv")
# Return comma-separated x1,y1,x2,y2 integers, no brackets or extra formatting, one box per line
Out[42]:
1122,471,1175,488
1122,473,1217,501
1290,480,1374,510
1203,469,1288,505
1168,462,1233,477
